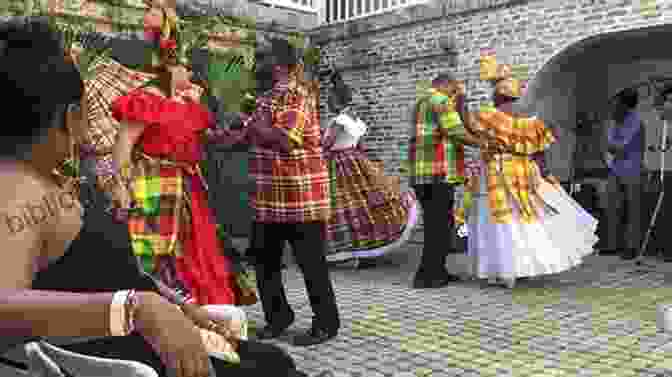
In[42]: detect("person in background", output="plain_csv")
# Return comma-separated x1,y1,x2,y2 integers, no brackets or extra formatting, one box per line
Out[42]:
604,88,646,260
404,72,482,289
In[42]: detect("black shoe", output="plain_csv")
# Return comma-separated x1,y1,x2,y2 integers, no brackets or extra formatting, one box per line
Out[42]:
621,249,637,260
356,258,378,269
598,248,621,256
292,326,337,346
412,273,460,289
256,317,294,340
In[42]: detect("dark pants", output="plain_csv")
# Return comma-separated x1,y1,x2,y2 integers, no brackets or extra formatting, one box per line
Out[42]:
605,174,643,253
412,183,458,279
62,335,307,377
251,222,340,333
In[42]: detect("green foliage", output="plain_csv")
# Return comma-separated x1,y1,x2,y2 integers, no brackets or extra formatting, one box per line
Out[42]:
286,32,305,50
304,46,320,66
207,51,255,113
78,47,113,80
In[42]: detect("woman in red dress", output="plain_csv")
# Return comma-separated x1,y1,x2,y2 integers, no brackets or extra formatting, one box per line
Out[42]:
109,0,242,305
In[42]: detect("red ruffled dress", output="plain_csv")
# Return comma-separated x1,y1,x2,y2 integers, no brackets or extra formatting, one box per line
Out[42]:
111,88,239,305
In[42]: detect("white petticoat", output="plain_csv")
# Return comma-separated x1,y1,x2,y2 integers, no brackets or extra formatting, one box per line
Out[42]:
465,164,598,280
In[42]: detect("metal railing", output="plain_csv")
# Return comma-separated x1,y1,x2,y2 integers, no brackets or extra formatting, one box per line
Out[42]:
255,0,318,14
321,0,428,24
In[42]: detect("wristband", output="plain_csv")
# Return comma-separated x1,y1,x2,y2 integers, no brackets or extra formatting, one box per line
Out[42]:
110,290,130,336
124,289,139,335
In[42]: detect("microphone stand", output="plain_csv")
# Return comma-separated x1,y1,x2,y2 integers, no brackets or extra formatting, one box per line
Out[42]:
633,94,671,269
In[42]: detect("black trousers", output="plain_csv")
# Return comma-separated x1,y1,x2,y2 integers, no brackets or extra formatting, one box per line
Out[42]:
605,174,643,252
250,221,340,333
412,183,458,278
62,335,307,377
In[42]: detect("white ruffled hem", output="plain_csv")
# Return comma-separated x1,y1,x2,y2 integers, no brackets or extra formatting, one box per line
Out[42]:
326,197,420,262
466,179,598,280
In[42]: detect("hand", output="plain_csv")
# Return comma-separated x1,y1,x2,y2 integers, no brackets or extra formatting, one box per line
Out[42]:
545,175,561,186
111,184,132,211
134,292,210,377
180,303,242,342
119,121,147,148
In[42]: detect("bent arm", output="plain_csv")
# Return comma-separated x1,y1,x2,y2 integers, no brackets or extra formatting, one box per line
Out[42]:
0,289,117,338
608,115,641,152
0,208,114,338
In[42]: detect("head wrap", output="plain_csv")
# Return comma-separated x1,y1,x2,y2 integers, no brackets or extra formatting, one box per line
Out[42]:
143,0,184,66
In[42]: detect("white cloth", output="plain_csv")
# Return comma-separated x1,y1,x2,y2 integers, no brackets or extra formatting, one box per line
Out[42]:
202,305,248,340
330,113,367,150
466,159,597,279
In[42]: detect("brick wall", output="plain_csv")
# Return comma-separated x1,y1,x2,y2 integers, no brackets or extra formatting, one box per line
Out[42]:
309,0,672,177
307,0,672,243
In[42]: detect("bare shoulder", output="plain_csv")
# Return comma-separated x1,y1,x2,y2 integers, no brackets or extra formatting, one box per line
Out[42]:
0,169,50,224
0,169,49,288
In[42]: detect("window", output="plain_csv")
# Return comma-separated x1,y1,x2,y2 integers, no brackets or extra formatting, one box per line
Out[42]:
255,0,318,14
323,0,428,24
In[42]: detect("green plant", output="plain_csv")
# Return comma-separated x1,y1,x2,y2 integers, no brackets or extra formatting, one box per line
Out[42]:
304,46,320,66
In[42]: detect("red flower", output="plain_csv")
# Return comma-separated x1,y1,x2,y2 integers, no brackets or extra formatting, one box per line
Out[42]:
159,39,177,51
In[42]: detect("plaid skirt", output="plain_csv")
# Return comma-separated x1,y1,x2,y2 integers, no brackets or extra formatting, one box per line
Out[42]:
325,148,417,260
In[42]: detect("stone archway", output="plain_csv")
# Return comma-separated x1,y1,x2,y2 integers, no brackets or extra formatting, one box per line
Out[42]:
517,23,672,181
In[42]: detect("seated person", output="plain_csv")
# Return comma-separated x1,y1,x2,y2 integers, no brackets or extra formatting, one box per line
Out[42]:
0,17,315,377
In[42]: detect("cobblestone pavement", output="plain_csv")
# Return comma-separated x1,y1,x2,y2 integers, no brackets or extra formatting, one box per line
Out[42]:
241,246,672,377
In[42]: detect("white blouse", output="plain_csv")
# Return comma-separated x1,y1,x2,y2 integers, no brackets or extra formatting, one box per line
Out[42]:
330,113,368,150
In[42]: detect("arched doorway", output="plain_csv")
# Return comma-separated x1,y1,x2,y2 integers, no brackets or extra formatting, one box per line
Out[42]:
519,23,672,182
518,24,672,255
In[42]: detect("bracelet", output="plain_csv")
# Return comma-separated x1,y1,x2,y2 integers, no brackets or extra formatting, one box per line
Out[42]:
172,288,188,307
110,290,131,336
124,289,139,335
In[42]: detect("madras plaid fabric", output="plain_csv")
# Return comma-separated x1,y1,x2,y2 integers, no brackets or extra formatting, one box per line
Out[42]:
470,104,555,155
457,108,556,225
83,58,203,199
249,80,330,223
406,88,466,185
127,153,190,275
325,148,414,255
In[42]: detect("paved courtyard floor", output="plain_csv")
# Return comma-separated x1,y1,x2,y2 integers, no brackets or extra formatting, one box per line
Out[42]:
241,246,672,377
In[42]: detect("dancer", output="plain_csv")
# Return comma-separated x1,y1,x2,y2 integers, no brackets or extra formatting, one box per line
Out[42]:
405,72,481,289
210,37,340,346
321,70,419,266
457,64,598,288
103,0,247,305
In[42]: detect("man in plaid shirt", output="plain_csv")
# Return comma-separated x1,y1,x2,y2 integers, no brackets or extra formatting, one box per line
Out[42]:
405,72,481,289
211,37,339,346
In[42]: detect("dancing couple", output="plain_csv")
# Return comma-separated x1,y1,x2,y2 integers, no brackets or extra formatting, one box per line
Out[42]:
407,66,598,289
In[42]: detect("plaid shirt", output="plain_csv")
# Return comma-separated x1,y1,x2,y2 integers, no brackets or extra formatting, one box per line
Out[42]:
247,77,330,223
404,88,466,186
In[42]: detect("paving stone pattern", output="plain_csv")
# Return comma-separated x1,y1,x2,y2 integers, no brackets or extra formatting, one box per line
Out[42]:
243,250,672,377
